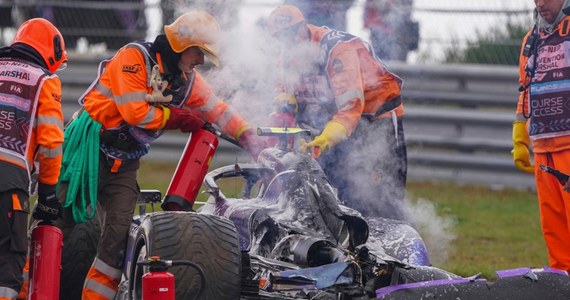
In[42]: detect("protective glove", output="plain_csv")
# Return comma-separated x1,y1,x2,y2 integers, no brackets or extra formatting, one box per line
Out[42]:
145,65,173,103
273,92,298,114
238,128,267,160
301,121,348,158
32,183,62,222
511,121,534,174
162,106,205,133
298,137,311,155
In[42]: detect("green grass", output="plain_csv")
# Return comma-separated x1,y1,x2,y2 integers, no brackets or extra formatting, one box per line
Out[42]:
406,182,548,280
137,160,549,280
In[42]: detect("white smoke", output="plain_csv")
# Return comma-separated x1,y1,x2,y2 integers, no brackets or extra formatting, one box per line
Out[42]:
207,18,283,126
194,1,459,265
155,0,284,126
158,0,457,267
407,197,457,265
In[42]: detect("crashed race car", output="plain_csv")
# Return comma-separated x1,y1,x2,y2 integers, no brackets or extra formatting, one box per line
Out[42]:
60,125,570,299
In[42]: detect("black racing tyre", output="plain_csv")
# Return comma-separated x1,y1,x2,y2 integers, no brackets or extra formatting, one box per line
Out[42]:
131,212,241,300
59,219,101,300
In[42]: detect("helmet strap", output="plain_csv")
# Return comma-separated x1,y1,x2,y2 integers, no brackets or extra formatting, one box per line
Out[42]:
151,35,181,76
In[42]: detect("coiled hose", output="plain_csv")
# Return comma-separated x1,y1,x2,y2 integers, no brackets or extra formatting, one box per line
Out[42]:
58,110,101,223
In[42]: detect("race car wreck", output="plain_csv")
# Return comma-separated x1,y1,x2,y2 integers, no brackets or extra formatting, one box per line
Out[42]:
196,128,570,299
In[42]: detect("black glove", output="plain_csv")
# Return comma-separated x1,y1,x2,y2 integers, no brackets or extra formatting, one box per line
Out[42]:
33,183,62,221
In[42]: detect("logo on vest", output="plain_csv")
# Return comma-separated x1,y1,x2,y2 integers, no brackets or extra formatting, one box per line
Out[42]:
0,70,30,80
0,110,15,130
51,92,61,103
9,85,22,94
122,64,142,74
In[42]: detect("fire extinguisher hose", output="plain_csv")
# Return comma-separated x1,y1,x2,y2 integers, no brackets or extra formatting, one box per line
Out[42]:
58,110,101,223
170,260,206,299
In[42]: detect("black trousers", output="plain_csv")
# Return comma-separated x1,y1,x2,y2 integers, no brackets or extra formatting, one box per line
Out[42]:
0,189,28,295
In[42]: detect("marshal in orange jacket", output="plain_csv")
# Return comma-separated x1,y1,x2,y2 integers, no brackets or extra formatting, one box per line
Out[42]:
0,60,64,190
82,45,249,144
278,24,403,135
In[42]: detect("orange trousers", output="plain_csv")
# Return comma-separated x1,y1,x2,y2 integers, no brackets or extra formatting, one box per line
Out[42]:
535,151,570,273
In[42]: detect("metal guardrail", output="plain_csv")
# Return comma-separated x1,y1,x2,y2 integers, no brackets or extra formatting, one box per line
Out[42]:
57,55,535,190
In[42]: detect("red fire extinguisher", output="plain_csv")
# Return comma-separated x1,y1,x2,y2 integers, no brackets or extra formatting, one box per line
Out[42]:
162,128,218,211
27,222,63,300
141,256,175,300
138,256,205,300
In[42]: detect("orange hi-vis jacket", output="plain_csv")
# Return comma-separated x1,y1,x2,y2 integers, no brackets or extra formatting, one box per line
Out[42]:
81,41,249,160
0,57,64,190
280,24,403,134
517,15,570,154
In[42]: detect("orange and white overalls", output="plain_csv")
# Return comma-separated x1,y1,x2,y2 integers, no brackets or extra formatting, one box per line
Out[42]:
517,15,570,274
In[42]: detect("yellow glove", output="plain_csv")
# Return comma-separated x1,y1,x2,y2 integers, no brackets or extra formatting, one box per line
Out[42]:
145,65,173,103
274,92,298,114
299,137,310,153
301,121,348,158
511,121,534,174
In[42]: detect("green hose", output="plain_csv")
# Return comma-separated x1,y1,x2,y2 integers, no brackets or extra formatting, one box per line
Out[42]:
58,110,101,223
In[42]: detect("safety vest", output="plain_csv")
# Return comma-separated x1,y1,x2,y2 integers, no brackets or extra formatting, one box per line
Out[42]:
0,58,49,185
281,25,403,134
80,41,194,160
527,19,570,140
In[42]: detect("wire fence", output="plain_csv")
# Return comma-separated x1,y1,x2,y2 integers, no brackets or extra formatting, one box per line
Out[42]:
0,0,536,65
410,0,534,64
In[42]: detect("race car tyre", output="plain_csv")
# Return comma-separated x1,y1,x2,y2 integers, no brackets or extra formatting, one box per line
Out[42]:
59,218,101,300
131,212,241,299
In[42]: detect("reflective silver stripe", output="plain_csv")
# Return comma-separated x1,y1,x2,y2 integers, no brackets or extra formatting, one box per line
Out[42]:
0,286,19,299
125,43,155,86
139,106,156,126
39,145,63,158
0,151,26,167
390,110,399,146
82,258,121,299
515,113,527,122
92,257,122,278
37,115,64,130
83,279,117,300
93,76,154,125
114,91,148,105
198,94,219,112
335,89,364,108
94,82,113,98
216,106,239,130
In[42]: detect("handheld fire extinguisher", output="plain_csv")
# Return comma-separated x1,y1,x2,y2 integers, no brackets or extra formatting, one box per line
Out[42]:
162,127,219,211
138,256,205,300
27,221,63,300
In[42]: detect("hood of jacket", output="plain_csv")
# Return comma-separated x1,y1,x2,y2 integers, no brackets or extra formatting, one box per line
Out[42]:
537,0,570,32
